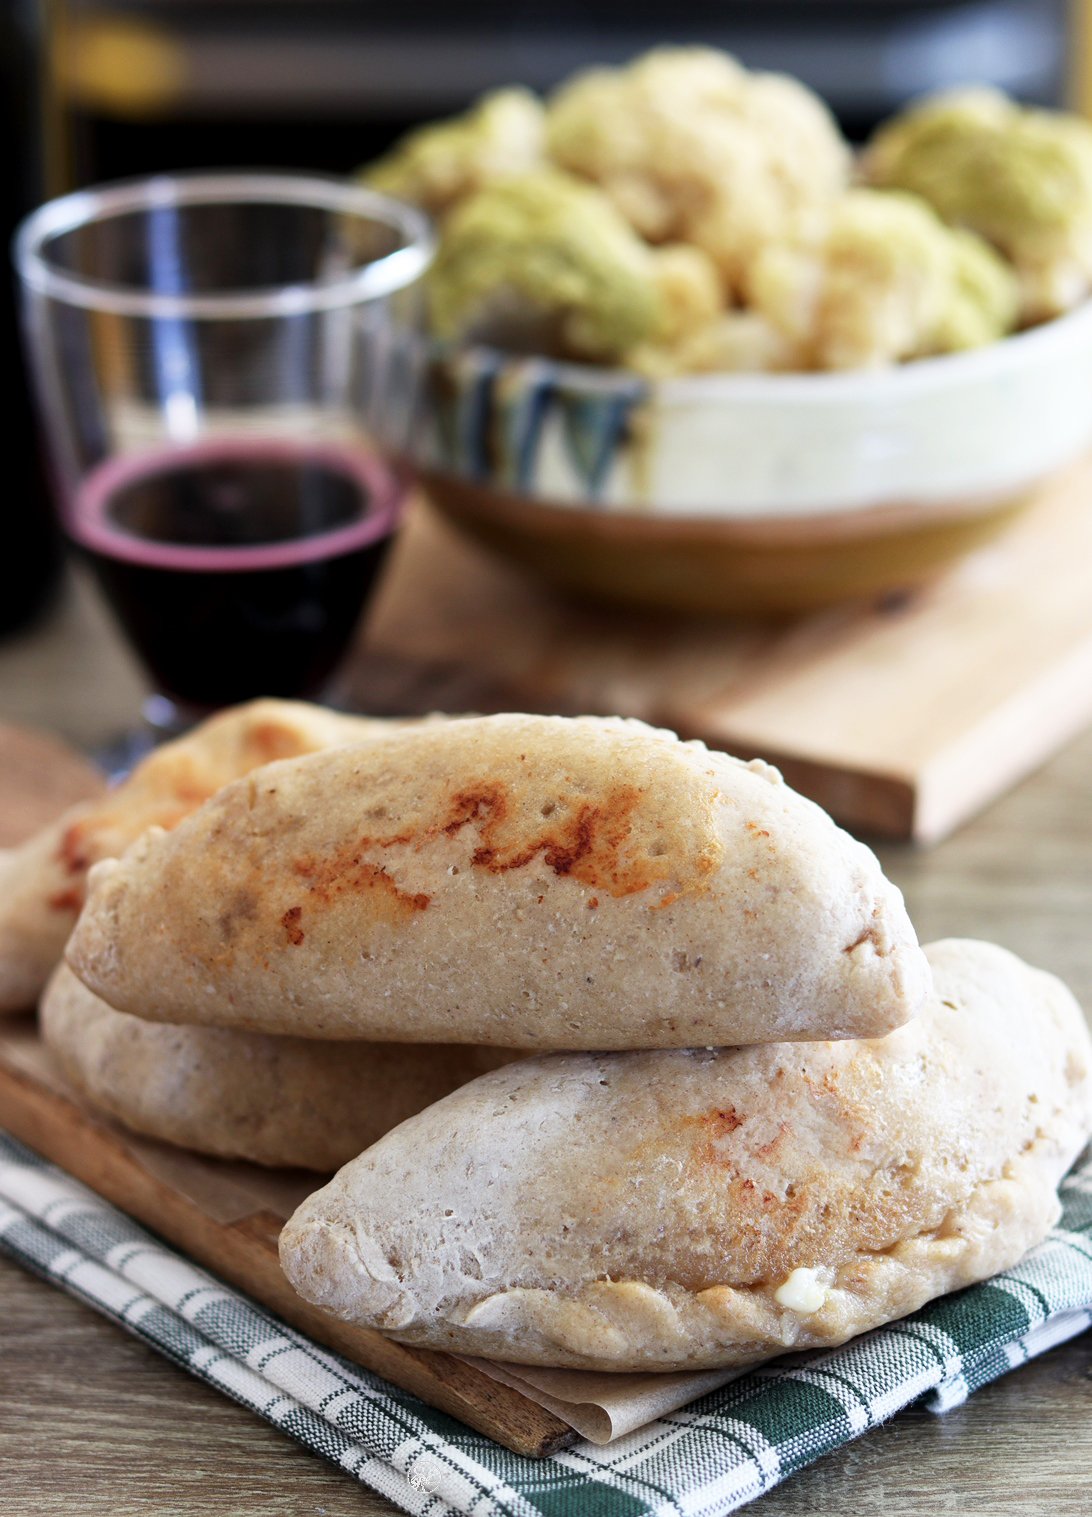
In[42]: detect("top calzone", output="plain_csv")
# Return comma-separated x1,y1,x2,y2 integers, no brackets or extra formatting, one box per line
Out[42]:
68,714,927,1046
0,698,405,1013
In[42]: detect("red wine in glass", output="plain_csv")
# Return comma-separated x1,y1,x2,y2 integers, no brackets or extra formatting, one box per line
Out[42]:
69,437,402,708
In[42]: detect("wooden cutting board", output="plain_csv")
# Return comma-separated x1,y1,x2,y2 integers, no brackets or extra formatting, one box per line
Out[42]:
0,731,572,1459
0,1023,581,1457
349,459,1092,843
0,725,104,847
0,1028,575,1459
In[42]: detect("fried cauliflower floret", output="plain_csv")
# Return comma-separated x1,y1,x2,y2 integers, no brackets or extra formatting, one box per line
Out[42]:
426,170,664,362
357,88,545,220
545,46,851,296
627,243,803,375
745,188,1018,370
864,87,1092,321
627,311,801,377
935,226,1021,351
648,243,724,343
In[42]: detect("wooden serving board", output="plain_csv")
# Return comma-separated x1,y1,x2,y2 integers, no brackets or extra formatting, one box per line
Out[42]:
0,723,575,1458
349,459,1092,843
0,724,105,847
0,1024,576,1459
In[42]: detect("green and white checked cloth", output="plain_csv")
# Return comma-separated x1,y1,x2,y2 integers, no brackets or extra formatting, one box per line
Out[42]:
2,1128,1091,1517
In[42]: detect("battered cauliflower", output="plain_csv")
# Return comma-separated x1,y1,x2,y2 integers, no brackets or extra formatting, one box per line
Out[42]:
356,54,1038,376
545,46,851,296
864,88,1092,320
358,88,545,221
745,189,1018,370
936,226,1022,351
626,242,802,375
647,243,724,343
425,170,665,362
628,311,801,378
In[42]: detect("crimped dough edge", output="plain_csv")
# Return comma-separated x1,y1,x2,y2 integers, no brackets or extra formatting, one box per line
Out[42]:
281,1138,1071,1371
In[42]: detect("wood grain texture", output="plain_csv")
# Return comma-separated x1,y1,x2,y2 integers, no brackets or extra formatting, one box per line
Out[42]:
878,725,1092,1015
349,461,1092,842
0,725,104,848
0,565,147,750
0,1256,392,1516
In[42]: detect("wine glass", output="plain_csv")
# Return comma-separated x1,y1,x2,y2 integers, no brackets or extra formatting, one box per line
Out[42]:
14,172,432,732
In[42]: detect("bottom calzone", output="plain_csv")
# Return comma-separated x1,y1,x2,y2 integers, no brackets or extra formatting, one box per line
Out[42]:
42,964,517,1171
281,939,1092,1372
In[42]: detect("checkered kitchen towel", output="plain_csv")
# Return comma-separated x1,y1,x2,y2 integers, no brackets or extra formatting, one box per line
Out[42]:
2,1130,1091,1517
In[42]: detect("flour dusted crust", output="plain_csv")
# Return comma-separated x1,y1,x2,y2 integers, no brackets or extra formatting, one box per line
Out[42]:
40,963,519,1170
67,713,927,1047
0,700,409,1013
279,940,1092,1370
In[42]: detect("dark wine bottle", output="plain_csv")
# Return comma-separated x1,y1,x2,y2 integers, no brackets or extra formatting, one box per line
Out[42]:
1,0,61,635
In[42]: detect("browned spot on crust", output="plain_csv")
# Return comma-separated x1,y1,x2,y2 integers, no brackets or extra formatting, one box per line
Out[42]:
755,1122,790,1159
159,755,217,808
845,924,880,953
172,788,213,813
56,822,92,877
47,886,83,914
745,823,770,839
432,781,712,901
326,780,718,902
681,1106,746,1168
367,827,415,848
56,792,207,897
292,852,430,925
441,784,510,841
682,1106,744,1136
284,766,719,920
241,721,313,767
281,906,304,945
171,781,216,806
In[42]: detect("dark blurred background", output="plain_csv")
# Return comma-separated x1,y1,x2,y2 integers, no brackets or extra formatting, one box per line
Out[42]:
0,0,1080,634
44,0,1074,189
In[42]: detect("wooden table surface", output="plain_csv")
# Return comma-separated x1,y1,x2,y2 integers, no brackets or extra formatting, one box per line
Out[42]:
2,566,1091,1515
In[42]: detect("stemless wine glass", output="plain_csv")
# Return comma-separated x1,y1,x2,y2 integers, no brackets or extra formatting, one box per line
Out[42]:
14,172,432,726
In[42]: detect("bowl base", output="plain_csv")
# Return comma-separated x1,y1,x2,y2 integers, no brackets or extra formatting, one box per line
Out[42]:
421,474,1034,615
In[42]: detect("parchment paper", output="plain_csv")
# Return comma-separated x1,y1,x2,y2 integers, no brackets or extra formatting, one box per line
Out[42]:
456,1359,746,1443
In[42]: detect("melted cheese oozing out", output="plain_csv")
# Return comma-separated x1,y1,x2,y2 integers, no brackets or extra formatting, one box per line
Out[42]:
773,1267,827,1314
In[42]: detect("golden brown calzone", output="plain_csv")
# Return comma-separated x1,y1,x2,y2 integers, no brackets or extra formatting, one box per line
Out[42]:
279,940,1092,1370
67,713,928,1046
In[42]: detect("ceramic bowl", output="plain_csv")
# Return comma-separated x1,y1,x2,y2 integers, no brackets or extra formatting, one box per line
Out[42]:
402,298,1092,614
